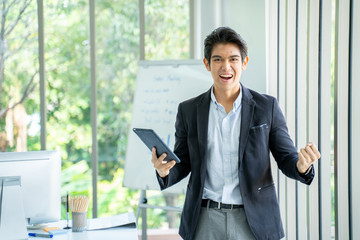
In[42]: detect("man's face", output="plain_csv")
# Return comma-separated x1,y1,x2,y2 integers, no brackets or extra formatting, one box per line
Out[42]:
203,43,248,95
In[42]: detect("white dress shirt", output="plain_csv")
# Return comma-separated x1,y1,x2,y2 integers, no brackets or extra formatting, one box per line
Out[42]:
202,85,243,204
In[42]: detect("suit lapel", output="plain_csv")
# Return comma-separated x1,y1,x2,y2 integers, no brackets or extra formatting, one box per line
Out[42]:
197,88,211,179
239,85,255,164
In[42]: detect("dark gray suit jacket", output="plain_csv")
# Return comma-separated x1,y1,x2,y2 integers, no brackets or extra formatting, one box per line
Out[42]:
157,85,314,240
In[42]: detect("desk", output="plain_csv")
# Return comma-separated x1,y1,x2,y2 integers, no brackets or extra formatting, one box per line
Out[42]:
28,226,138,240
27,213,138,240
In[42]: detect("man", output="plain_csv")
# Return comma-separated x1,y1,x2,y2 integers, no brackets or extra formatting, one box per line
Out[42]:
151,27,321,240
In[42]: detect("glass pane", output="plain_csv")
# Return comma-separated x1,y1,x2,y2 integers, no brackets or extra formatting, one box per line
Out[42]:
95,0,140,218
0,0,40,152
44,0,92,219
145,0,190,60
142,0,190,229
95,0,189,230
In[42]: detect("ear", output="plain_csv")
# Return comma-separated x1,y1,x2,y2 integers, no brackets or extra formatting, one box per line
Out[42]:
242,56,249,70
203,58,211,71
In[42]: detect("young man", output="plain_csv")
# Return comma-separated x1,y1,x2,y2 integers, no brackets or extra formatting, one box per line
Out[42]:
151,27,320,240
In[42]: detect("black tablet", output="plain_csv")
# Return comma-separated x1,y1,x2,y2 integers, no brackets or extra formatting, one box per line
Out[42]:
133,128,181,163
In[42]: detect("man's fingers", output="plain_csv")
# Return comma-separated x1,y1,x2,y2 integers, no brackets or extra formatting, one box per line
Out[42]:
154,154,167,169
308,143,321,159
169,160,176,168
151,147,176,178
159,153,167,162
162,160,176,171
300,148,310,163
297,151,309,173
156,160,176,177
151,147,157,164
298,143,321,173
150,147,176,178
151,147,167,165
298,151,305,162
151,147,162,164
305,145,317,163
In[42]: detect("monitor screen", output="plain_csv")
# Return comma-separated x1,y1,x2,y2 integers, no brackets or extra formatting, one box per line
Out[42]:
0,150,61,225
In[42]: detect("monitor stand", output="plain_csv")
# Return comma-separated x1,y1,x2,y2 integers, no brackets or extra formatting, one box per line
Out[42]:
0,177,28,240
27,223,48,230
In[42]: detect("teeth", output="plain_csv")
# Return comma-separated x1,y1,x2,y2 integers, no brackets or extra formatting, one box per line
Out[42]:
220,75,232,77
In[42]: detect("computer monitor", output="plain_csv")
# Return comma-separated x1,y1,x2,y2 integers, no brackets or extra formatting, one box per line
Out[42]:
0,150,61,225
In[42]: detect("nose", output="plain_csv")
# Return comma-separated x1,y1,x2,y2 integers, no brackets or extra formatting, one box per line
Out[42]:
221,60,231,70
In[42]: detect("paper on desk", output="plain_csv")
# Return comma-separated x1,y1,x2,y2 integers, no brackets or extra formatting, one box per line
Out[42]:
87,212,136,230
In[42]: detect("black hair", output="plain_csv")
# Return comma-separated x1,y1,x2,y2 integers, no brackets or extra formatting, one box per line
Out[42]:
204,27,248,64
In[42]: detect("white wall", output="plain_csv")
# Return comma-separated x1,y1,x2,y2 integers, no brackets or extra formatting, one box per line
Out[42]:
198,0,266,93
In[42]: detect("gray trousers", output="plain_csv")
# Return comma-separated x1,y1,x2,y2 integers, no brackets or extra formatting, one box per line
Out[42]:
193,206,256,240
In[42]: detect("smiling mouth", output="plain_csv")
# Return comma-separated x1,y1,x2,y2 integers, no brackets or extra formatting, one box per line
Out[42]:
219,74,233,80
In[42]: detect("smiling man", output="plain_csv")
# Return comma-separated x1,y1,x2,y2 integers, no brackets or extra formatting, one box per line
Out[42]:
151,27,321,240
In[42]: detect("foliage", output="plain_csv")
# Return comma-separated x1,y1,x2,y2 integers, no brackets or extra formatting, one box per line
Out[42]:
45,0,92,164
0,0,39,151
0,0,38,109
95,0,140,179
145,0,190,60
2,0,190,229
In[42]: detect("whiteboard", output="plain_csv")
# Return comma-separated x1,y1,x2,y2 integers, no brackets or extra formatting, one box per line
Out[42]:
124,60,212,193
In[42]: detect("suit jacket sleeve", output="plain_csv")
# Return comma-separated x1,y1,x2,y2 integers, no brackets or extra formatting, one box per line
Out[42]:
269,98,314,184
156,103,192,190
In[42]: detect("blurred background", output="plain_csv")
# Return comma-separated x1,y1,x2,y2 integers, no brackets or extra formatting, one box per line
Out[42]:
0,0,358,239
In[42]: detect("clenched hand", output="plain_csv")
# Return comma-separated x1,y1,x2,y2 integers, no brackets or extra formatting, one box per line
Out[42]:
297,143,321,174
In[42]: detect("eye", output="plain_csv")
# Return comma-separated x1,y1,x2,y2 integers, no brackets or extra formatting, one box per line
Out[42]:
213,58,221,62
231,58,239,62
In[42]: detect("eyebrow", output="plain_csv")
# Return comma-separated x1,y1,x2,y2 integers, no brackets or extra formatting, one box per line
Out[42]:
211,55,241,58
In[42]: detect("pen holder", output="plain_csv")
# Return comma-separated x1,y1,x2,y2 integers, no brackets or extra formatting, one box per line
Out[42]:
72,211,87,232
69,195,89,232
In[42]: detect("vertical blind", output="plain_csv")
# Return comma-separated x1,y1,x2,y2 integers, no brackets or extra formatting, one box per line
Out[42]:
267,0,359,239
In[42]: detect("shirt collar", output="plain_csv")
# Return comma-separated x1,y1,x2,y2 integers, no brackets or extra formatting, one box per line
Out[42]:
210,84,242,112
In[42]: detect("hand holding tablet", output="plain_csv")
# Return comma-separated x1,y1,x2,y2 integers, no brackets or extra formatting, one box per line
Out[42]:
133,128,179,178
133,128,181,163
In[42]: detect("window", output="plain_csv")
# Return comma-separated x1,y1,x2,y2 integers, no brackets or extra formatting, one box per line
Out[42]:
3,0,191,230
0,0,40,152
145,0,190,60
44,0,93,217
